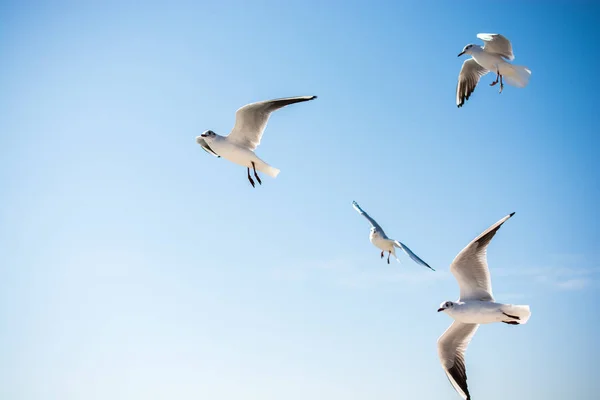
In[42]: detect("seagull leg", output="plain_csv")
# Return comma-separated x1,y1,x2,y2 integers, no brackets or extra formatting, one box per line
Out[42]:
247,167,255,188
251,161,262,185
490,70,500,87
499,74,504,94
387,252,391,264
380,251,384,259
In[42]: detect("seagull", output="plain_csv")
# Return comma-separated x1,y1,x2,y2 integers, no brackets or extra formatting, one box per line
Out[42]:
437,212,531,400
456,33,531,107
196,96,317,187
351,201,434,270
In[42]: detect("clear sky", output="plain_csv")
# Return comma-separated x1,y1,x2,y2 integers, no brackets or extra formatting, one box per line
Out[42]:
1,1,599,399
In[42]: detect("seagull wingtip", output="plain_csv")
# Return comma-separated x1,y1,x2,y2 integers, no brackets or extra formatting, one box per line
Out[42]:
509,211,516,217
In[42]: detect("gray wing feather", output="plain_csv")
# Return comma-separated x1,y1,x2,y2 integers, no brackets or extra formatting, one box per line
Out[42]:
438,321,479,400
198,138,220,157
457,59,489,108
477,33,515,61
227,95,317,151
394,241,434,271
352,201,385,234
450,212,515,301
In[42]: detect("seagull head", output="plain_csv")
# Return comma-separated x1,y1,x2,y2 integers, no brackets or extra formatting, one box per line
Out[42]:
438,301,454,313
458,44,475,57
198,130,217,142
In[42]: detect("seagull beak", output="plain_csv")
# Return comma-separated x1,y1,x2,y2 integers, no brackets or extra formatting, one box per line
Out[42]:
457,51,465,57
437,308,444,312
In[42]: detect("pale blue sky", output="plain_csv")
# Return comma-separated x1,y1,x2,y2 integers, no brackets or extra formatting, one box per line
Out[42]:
1,1,599,399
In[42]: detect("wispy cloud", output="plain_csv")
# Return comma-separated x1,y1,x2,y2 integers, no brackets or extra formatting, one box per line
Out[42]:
274,253,600,292
494,255,600,291
554,278,590,291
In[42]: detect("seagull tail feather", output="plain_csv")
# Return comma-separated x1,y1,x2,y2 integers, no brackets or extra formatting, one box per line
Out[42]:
255,163,279,178
502,64,531,88
262,165,280,178
391,247,401,264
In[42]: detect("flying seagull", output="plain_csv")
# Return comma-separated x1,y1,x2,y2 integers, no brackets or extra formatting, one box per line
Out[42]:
351,201,434,270
437,212,531,400
456,33,531,107
196,96,317,187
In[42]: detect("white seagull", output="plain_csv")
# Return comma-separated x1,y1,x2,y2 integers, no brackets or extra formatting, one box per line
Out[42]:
437,212,531,400
456,33,531,107
351,201,434,270
196,96,317,187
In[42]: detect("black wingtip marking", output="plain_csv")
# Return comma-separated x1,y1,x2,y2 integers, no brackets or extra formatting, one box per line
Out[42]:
448,359,471,400
509,212,516,217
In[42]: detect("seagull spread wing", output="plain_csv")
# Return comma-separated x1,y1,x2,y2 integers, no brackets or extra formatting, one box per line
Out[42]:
456,59,489,108
197,137,220,158
394,241,434,271
352,201,385,235
438,321,479,400
450,212,515,302
477,33,515,61
227,96,317,151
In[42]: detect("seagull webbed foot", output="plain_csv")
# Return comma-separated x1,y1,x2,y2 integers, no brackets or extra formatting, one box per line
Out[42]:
490,70,500,87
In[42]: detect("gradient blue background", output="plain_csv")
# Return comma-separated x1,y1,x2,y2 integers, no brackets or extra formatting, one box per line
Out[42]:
1,1,599,399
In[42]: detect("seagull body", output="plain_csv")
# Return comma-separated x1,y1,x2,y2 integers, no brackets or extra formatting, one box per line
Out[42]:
196,95,317,187
370,229,396,254
437,212,531,400
202,137,277,177
440,300,529,325
351,201,434,270
457,33,531,107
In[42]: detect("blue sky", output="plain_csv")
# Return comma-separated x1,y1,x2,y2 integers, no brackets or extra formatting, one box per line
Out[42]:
1,1,599,399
